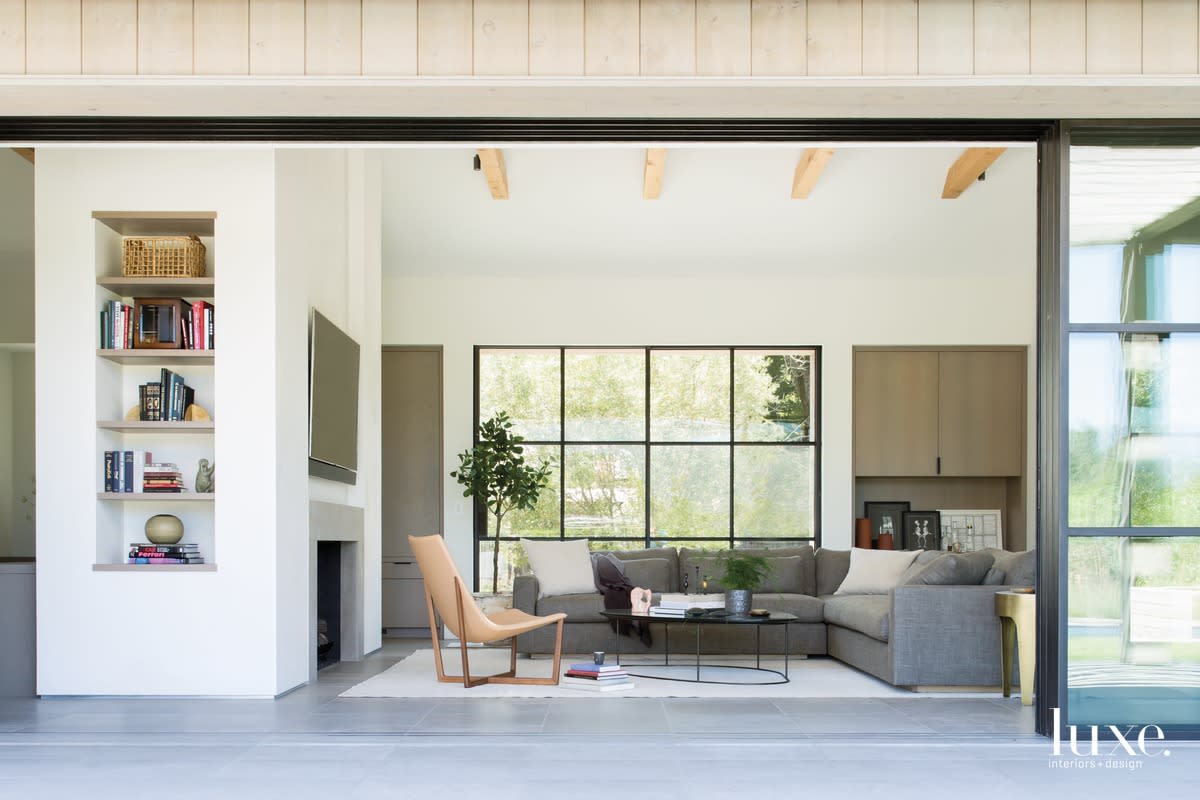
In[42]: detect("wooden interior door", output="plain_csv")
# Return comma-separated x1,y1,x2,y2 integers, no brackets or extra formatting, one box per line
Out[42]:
381,347,443,629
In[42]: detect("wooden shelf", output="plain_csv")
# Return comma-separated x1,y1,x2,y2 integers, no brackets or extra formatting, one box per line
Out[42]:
93,563,216,573
97,492,214,502
97,276,214,298
93,211,216,237
97,349,214,365
98,420,214,434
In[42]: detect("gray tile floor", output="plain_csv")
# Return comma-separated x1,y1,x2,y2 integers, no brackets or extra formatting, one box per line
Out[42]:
1,638,1196,798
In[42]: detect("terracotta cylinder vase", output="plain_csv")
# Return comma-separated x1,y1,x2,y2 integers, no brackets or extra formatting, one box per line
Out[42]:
878,533,895,550
854,518,873,549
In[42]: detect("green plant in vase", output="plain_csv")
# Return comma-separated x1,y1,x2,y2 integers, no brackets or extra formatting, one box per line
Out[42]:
717,552,770,615
451,412,552,595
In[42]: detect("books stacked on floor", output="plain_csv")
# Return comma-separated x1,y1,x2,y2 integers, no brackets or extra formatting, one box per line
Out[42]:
658,592,725,610
138,368,195,421
143,460,184,493
561,663,634,692
100,300,134,349
128,543,204,565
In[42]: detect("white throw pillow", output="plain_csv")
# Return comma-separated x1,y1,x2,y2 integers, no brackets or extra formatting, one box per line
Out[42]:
834,548,922,595
521,538,596,598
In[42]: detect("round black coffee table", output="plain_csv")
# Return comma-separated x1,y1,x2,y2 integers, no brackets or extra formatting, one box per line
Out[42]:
599,609,799,685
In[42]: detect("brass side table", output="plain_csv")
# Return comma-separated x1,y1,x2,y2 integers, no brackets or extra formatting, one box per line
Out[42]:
994,590,1036,706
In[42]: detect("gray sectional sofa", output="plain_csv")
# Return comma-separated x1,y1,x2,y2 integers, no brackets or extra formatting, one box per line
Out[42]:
513,545,1036,689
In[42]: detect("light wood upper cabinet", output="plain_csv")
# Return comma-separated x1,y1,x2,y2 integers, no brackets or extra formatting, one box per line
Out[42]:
854,348,1025,478
937,350,1024,477
854,350,940,477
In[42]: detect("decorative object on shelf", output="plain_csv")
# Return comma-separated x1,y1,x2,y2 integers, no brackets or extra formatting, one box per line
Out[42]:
195,459,215,493
124,405,141,421
144,513,184,545
630,587,652,615
854,517,873,549
716,551,770,616
133,298,192,349
122,234,206,278
902,510,942,550
878,532,894,550
937,509,1003,551
864,500,910,545
451,411,553,594
184,404,211,421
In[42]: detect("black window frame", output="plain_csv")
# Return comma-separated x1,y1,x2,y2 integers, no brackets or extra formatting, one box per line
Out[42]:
472,345,822,581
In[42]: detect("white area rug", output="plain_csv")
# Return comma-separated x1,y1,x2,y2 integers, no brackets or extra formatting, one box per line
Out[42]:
340,649,976,699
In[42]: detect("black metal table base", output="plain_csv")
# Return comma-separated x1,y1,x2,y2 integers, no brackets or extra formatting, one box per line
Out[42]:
612,618,792,685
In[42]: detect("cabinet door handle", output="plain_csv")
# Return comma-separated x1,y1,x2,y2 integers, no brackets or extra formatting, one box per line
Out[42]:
391,561,413,565
936,457,941,475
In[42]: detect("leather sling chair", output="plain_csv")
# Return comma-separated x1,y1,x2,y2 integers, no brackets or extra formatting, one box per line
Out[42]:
409,534,565,687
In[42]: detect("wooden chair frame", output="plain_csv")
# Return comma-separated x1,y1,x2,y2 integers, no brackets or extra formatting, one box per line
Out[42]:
424,575,564,688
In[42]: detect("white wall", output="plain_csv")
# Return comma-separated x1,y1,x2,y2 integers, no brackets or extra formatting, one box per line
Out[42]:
380,146,1039,578
274,150,383,688
36,149,283,695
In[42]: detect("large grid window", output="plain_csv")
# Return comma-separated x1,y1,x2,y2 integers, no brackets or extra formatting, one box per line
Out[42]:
474,346,820,591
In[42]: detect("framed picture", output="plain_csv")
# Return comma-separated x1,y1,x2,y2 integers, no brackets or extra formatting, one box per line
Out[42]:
864,501,910,543
938,509,1003,551
902,510,941,551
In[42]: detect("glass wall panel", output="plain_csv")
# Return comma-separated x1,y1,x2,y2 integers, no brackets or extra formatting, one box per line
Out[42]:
475,347,818,589
650,350,730,441
649,445,729,539
478,348,560,441
1068,334,1200,528
733,350,816,442
1067,536,1200,725
734,446,815,538
1070,147,1200,324
497,444,560,538
564,349,645,441
563,445,645,538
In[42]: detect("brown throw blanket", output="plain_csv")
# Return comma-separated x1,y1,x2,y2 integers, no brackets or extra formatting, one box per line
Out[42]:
594,554,652,647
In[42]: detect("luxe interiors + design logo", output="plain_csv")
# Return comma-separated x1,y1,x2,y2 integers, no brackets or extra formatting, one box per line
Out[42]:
1049,708,1171,771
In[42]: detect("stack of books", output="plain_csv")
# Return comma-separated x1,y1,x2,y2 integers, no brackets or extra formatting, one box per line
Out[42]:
100,301,134,349
561,662,634,692
127,543,204,565
139,368,195,422
650,592,725,617
143,461,184,493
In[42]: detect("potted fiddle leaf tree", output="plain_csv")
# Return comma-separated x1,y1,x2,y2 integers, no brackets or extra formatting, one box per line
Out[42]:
451,411,552,597
717,551,771,615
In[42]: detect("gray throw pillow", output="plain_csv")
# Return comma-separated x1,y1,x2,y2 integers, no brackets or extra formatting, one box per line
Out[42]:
904,551,996,586
982,567,1007,585
758,555,805,593
989,548,1036,587
622,557,672,592
815,548,852,596
899,550,945,584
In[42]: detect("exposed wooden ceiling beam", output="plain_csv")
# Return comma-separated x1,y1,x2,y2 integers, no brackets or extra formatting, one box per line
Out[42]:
942,147,1006,199
476,148,508,200
643,148,666,200
791,148,835,199
12,148,34,164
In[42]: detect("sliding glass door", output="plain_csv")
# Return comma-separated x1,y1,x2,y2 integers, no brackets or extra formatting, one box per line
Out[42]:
1065,141,1200,728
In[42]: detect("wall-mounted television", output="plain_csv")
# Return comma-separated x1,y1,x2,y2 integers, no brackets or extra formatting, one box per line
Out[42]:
308,308,359,485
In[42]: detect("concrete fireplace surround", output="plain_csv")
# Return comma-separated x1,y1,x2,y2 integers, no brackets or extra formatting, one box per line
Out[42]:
309,501,364,683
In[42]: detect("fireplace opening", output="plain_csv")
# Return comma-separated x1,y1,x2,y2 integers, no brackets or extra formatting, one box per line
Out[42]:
317,541,342,669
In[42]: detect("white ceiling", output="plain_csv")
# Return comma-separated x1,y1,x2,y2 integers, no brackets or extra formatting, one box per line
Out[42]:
0,149,34,276
381,145,1039,280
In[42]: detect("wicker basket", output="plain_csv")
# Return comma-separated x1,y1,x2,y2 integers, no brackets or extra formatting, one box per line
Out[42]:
122,235,207,278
